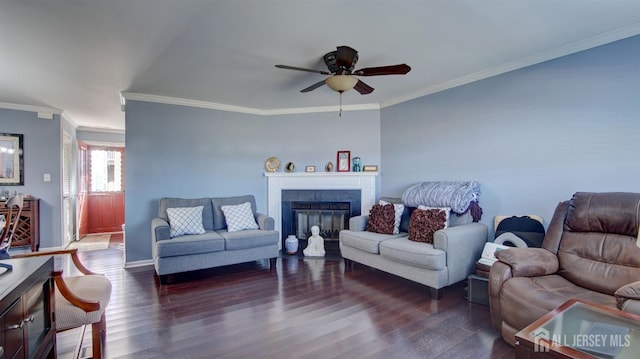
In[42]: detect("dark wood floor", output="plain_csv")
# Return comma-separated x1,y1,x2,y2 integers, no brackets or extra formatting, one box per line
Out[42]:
56,234,514,358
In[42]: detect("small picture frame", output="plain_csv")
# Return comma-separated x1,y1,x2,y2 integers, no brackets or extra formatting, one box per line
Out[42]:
337,151,350,172
363,165,378,172
305,165,316,173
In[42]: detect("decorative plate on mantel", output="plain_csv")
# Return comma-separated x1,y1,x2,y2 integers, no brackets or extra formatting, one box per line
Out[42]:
264,157,281,172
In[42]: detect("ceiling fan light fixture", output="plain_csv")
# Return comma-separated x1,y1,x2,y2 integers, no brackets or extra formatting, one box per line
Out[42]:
325,75,358,92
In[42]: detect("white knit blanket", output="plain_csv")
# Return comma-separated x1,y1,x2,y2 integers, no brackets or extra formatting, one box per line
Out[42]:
401,181,480,214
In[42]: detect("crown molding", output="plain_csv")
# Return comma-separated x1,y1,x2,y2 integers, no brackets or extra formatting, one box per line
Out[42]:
76,126,126,134
0,101,63,119
381,23,640,108
126,25,640,115
121,92,379,115
61,111,79,128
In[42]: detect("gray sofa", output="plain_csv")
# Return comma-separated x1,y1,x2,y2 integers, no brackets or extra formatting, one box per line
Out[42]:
151,195,279,283
339,198,487,299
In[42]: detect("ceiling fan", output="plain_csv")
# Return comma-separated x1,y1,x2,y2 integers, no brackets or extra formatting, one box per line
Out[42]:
275,46,411,95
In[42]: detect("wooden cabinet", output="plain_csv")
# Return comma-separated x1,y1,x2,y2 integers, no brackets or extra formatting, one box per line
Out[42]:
0,256,55,359
0,296,24,358
0,197,40,251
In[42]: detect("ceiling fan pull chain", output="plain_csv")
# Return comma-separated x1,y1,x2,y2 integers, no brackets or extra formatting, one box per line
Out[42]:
339,92,343,117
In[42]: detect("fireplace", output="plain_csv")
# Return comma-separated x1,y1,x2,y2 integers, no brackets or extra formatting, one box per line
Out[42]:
264,171,378,251
281,190,361,252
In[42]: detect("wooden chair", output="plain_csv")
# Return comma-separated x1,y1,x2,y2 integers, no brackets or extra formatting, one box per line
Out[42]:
0,195,24,259
13,248,112,359
3,196,111,358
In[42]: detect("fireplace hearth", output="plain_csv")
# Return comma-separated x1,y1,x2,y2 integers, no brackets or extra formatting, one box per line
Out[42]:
293,201,349,240
282,189,360,253
264,171,378,253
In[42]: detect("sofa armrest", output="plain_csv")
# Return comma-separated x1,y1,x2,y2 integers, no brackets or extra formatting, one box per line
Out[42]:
255,213,275,230
615,281,640,315
152,217,171,242
348,215,369,231
434,222,488,285
494,248,559,277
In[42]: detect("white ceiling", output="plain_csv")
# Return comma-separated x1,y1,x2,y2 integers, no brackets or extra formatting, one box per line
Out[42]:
1,1,639,131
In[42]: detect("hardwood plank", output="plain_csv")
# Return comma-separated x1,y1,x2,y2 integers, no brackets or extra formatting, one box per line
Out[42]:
55,243,514,358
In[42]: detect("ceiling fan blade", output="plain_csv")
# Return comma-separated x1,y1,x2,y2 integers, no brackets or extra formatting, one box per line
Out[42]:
335,46,359,71
300,79,327,93
275,64,330,75
353,64,411,76
353,80,374,95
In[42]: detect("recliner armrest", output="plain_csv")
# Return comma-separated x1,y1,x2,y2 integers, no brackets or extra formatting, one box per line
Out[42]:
488,248,558,334
255,213,275,230
495,248,559,277
615,281,640,315
348,215,369,231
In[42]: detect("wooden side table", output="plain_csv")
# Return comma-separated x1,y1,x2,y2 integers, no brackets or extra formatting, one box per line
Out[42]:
515,299,640,358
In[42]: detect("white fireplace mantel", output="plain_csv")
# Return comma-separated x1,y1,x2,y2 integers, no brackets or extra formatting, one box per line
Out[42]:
264,172,378,247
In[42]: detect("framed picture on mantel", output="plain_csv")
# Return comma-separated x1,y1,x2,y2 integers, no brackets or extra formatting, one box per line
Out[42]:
337,150,350,172
0,133,24,185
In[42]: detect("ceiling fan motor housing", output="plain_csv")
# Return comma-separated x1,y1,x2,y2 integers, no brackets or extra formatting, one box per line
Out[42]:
324,50,358,74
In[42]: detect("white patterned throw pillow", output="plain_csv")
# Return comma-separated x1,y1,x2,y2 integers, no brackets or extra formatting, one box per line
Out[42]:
379,199,405,234
166,206,206,237
418,205,451,228
221,201,259,232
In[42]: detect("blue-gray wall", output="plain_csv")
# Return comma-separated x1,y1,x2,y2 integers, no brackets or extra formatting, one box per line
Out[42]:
125,104,380,262
7,34,636,261
1,108,63,248
381,35,640,237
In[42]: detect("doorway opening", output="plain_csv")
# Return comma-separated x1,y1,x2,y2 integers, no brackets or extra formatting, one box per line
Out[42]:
76,143,125,250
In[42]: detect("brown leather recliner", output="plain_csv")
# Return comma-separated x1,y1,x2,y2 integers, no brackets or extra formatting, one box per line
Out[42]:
489,192,640,345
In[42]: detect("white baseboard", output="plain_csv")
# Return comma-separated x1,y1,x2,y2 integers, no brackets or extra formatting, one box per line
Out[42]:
123,259,154,269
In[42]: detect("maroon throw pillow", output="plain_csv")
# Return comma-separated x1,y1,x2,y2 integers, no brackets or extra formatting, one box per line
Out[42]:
408,208,448,244
366,204,396,235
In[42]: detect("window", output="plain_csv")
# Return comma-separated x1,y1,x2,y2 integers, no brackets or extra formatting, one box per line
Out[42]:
90,148,123,192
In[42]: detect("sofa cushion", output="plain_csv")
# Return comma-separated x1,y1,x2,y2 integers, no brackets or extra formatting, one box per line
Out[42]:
499,274,618,332
218,229,279,250
558,192,640,295
566,192,640,236
155,231,225,257
366,203,396,234
379,237,446,270
399,206,415,233
221,201,259,232
158,198,214,231
212,195,257,230
449,211,473,227
166,206,206,237
408,208,448,244
340,230,407,254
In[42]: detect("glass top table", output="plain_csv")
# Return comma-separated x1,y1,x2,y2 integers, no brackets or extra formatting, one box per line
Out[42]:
515,299,640,358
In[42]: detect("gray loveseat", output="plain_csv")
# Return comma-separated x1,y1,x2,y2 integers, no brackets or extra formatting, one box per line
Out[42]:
151,195,279,283
339,197,487,299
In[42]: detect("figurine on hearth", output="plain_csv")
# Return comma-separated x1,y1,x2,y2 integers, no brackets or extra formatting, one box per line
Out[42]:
303,225,325,257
